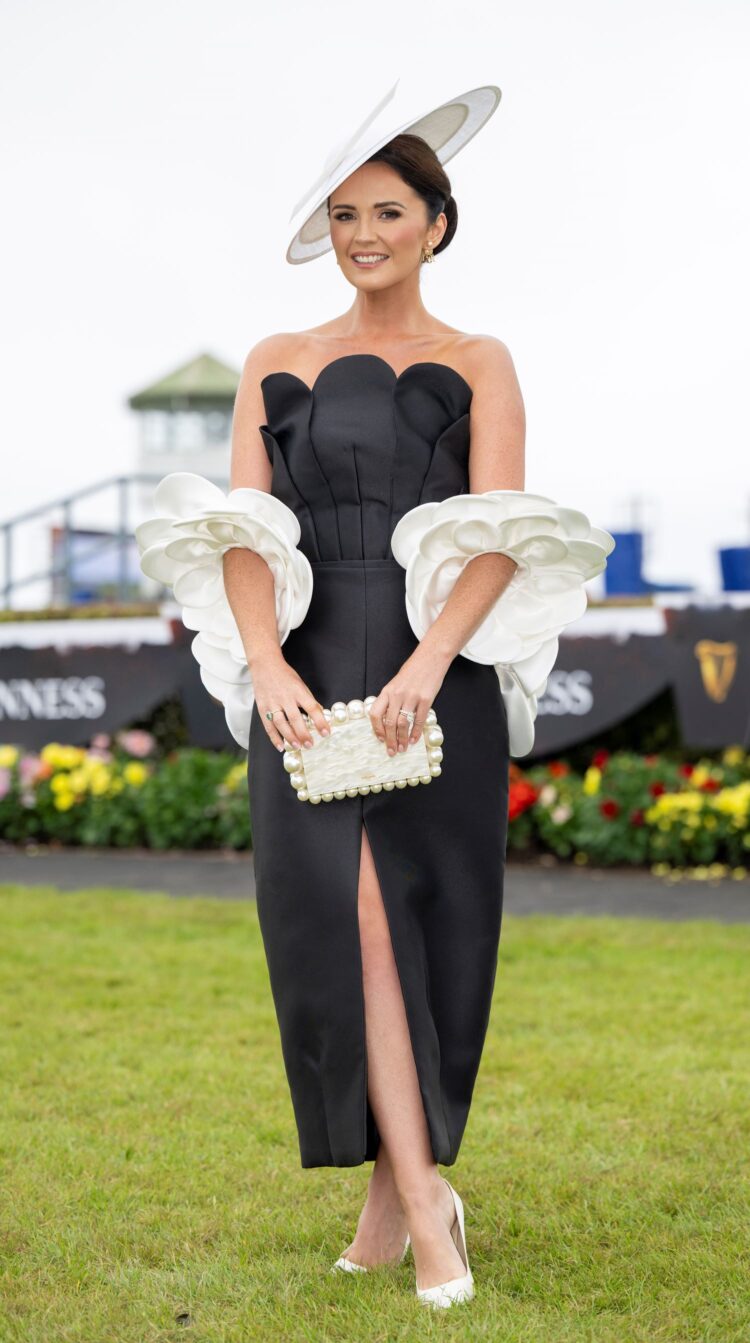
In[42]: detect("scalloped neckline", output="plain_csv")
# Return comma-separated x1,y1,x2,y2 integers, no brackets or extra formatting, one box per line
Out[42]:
260,352,474,399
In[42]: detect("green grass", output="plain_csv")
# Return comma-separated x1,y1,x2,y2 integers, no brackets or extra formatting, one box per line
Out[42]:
0,885,747,1342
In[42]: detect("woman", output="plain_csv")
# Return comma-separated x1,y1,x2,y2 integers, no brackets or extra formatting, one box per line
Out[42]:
136,81,612,1309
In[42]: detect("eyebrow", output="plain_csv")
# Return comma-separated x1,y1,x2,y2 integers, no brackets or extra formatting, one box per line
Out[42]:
330,200,407,210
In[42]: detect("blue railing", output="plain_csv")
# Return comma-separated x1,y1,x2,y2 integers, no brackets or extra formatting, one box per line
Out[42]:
0,472,228,607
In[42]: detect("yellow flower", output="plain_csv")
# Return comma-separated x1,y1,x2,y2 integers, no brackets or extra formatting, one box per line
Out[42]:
0,745,19,767
52,791,75,811
722,746,745,767
691,765,710,788
89,768,111,796
582,767,601,796
40,743,86,771
712,781,750,820
223,762,247,793
123,761,148,787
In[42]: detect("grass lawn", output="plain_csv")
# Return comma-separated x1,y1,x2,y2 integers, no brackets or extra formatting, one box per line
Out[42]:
0,884,747,1343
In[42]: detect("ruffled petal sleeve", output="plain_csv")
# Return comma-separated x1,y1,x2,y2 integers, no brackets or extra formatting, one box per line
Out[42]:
135,472,313,751
390,490,615,759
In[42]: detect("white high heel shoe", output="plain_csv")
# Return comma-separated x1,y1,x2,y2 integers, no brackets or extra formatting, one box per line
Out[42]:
415,1178,475,1308
331,1231,411,1273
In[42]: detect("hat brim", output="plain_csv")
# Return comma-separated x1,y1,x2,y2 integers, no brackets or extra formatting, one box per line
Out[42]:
285,83,501,265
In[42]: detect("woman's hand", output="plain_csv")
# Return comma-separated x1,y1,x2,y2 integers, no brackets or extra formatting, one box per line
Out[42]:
251,652,330,753
368,647,451,756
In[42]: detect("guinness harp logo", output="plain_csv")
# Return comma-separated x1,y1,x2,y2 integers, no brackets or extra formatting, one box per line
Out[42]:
694,640,737,703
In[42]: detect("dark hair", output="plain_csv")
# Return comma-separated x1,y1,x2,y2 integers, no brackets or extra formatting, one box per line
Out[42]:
328,132,458,258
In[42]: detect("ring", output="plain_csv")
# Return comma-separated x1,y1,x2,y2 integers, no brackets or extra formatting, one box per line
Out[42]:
398,708,416,724
265,710,275,721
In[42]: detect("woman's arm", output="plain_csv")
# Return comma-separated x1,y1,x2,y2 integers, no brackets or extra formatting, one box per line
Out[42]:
414,336,526,667
223,337,287,675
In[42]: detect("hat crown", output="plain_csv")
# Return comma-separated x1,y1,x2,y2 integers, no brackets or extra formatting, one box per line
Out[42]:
289,79,400,223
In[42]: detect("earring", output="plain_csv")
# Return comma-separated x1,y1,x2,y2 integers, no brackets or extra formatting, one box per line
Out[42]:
420,245,435,264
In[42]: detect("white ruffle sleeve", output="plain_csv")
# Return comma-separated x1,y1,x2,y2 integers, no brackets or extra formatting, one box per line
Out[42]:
390,490,615,759
135,472,313,750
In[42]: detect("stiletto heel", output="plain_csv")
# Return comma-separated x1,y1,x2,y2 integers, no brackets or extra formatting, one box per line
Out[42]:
415,1178,474,1308
331,1230,410,1273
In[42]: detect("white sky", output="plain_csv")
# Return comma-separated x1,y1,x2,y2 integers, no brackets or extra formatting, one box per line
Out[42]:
1,0,748,596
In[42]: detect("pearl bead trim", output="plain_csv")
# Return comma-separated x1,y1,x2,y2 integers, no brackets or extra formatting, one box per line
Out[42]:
282,696,444,803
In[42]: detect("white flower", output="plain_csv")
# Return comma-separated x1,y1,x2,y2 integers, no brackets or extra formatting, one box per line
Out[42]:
551,804,573,825
390,490,615,758
135,473,313,750
539,783,558,806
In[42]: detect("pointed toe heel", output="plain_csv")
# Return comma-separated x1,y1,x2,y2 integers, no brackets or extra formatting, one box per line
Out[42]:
331,1254,368,1274
331,1230,410,1274
415,1179,475,1309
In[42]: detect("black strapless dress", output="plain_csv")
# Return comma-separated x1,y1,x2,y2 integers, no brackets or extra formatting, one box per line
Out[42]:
247,354,510,1168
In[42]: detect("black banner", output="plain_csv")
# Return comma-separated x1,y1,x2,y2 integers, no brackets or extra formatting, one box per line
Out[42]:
662,607,750,749
1,605,748,755
0,644,235,751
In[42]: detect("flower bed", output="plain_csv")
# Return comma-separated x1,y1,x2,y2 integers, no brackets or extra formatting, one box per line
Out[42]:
509,747,749,877
0,732,250,851
0,735,748,872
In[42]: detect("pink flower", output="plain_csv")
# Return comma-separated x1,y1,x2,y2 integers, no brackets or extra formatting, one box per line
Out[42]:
0,768,11,799
91,733,111,750
19,755,41,785
116,729,155,759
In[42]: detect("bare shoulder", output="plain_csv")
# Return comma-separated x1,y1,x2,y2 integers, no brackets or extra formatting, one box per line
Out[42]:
241,332,307,383
463,334,522,389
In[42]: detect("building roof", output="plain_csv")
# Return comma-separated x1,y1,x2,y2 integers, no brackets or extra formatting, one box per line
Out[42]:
128,352,241,408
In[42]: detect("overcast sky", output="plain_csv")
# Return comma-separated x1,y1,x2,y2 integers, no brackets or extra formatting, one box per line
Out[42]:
1,0,748,596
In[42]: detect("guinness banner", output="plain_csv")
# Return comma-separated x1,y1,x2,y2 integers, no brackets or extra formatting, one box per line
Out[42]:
0,606,748,755
662,607,750,750
0,644,234,752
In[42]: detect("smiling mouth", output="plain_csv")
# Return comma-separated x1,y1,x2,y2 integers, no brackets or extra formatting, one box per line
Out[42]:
351,254,389,266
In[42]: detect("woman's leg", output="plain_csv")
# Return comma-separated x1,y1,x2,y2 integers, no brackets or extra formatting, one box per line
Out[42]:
343,825,468,1288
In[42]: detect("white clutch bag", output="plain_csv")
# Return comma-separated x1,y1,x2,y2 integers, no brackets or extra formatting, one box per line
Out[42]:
281,696,445,804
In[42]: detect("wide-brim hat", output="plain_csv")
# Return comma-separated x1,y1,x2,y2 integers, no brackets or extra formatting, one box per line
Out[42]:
286,79,502,265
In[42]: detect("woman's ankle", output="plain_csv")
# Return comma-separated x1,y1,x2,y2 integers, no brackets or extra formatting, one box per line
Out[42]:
398,1171,447,1218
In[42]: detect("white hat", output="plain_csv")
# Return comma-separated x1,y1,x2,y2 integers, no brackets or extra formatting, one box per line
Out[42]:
286,79,502,265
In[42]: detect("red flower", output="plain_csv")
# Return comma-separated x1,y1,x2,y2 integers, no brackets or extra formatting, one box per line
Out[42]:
630,808,645,827
600,798,620,818
644,754,660,765
701,778,720,792
508,780,538,821
592,750,609,769
548,761,570,777
649,781,666,797
679,763,694,778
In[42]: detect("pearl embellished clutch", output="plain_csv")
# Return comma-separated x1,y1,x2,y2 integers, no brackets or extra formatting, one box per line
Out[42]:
282,696,445,804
